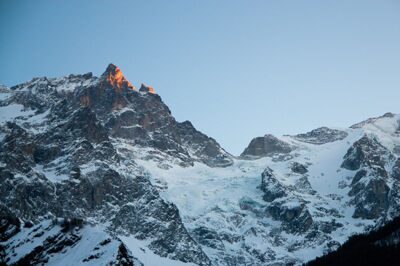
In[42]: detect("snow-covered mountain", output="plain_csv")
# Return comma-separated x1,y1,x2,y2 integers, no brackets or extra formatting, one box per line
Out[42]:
1,64,400,265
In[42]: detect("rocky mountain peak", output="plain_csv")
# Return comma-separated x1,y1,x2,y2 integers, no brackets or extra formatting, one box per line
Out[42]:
240,133,293,158
101,63,135,91
350,112,399,129
139,83,156,94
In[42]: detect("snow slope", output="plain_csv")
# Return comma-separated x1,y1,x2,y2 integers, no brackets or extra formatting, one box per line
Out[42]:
132,115,400,265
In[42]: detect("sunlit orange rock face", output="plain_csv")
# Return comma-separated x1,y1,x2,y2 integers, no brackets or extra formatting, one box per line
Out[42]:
106,65,135,91
139,83,156,94
146,86,155,94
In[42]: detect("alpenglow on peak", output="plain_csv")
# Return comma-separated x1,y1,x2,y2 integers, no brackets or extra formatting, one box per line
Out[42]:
101,63,135,91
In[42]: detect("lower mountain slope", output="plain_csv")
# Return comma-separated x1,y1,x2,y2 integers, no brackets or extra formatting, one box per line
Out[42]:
305,216,400,266
0,212,142,266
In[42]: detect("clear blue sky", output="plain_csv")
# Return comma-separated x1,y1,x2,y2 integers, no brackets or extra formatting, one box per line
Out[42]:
1,1,400,155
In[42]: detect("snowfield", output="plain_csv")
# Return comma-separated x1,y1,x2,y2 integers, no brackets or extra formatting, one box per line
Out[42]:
130,115,400,264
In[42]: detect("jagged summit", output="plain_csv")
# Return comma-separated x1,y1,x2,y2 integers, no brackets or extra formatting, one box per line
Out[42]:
139,83,156,94
101,63,135,91
100,64,157,95
0,64,232,167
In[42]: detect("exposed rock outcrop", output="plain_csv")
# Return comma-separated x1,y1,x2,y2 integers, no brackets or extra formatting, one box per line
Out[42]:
241,134,293,158
342,135,395,219
293,127,348,145
260,167,287,202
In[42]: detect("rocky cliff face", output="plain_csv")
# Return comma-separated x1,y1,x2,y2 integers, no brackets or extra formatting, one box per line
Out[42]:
342,135,394,219
1,65,400,266
0,64,233,265
293,127,348,145
240,134,293,158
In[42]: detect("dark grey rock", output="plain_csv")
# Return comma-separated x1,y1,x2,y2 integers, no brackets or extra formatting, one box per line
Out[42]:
318,220,343,234
267,202,313,233
260,167,287,202
239,197,266,217
341,135,390,172
340,135,395,219
389,181,400,218
291,162,308,174
351,169,367,185
352,178,390,219
293,127,348,145
294,176,316,195
177,120,233,167
241,134,293,158
392,158,400,181
191,226,224,250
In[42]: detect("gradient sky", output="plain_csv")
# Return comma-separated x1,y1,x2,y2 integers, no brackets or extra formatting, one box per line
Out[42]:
1,1,400,155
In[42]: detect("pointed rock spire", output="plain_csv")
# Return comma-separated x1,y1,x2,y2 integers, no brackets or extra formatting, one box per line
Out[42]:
139,83,156,94
101,63,135,91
